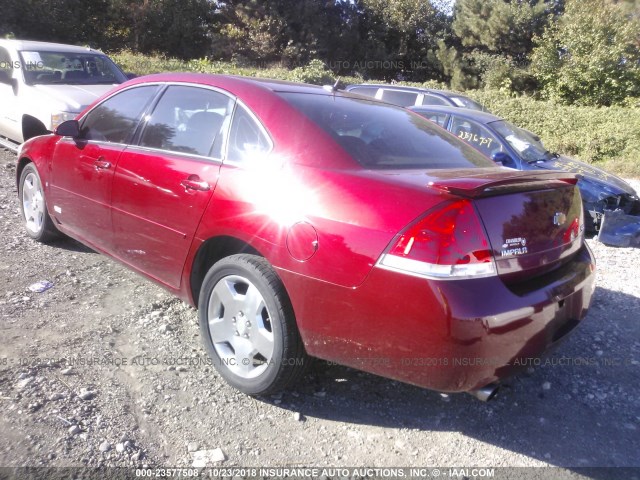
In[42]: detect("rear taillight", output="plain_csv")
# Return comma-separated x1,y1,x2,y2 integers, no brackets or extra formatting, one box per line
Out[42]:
564,217,581,243
377,199,497,279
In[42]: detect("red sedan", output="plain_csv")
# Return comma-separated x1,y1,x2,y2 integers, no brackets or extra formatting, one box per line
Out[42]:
16,74,595,400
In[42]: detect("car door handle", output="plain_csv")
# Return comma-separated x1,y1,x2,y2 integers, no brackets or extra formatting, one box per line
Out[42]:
181,178,210,192
94,159,112,170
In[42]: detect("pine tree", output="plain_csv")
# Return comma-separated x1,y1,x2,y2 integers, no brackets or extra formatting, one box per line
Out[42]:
437,0,558,90
530,0,640,105
453,0,551,63
356,0,452,80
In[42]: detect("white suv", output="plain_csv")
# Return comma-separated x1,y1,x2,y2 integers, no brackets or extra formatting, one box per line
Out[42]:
0,39,128,151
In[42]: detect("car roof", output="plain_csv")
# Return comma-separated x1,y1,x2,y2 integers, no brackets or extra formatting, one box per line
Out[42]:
0,39,104,55
345,83,469,98
410,105,502,125
126,73,356,97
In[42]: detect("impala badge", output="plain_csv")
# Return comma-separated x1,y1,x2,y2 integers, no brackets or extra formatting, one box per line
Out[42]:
553,212,567,226
501,237,528,257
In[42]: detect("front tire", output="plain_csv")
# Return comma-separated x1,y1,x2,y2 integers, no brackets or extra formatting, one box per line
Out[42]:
19,163,59,243
198,254,308,395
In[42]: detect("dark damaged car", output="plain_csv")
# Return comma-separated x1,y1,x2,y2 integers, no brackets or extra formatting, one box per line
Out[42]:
411,105,640,245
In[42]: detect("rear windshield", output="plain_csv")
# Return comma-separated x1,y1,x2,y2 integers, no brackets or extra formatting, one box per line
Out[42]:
279,93,495,170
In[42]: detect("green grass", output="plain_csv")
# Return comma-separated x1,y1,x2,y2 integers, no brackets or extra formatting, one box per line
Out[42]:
111,51,640,178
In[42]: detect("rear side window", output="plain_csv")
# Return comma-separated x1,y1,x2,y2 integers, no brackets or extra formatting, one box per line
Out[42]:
140,86,234,157
418,111,449,128
80,86,158,144
379,89,419,106
226,104,272,163
280,93,495,170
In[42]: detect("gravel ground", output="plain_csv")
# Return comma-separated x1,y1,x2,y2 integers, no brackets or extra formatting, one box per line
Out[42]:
0,147,639,474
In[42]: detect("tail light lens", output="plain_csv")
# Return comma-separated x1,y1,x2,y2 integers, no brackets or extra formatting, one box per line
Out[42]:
377,199,497,279
563,217,581,243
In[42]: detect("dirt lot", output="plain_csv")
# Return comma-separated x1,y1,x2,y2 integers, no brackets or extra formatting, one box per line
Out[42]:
0,147,639,474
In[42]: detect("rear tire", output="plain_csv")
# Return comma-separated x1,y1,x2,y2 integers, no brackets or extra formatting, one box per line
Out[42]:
18,163,59,243
198,254,308,395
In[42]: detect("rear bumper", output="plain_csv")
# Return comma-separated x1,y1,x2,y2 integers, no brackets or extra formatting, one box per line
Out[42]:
284,244,596,393
436,244,595,391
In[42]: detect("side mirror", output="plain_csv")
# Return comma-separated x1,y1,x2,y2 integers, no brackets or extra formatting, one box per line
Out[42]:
492,151,514,167
55,120,80,138
126,72,137,80
0,72,17,93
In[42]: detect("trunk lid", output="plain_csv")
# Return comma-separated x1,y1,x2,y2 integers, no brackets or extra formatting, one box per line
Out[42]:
428,171,585,280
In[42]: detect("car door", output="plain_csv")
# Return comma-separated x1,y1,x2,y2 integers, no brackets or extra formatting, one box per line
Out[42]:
49,85,160,250
111,85,234,288
0,46,21,142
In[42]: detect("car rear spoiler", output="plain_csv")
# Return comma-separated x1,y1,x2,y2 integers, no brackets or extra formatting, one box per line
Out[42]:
429,171,578,199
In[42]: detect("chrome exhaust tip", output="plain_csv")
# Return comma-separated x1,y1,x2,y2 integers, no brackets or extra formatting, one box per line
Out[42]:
468,383,500,402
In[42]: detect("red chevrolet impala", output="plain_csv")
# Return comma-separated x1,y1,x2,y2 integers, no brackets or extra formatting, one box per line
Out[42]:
16,74,595,400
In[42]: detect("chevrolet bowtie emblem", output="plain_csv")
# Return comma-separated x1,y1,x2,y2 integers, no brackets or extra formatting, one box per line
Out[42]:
553,212,567,226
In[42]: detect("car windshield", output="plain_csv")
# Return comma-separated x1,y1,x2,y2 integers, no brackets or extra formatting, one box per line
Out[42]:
280,93,496,170
489,120,552,163
19,50,127,85
448,95,485,111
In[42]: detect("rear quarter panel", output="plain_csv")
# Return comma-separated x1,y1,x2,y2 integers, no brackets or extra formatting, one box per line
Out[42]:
193,161,453,289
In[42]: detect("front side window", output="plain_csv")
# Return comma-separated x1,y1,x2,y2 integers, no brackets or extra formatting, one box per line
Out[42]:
226,104,272,163
140,86,234,157
422,94,448,106
19,51,127,85
80,86,159,144
450,116,505,158
281,93,495,170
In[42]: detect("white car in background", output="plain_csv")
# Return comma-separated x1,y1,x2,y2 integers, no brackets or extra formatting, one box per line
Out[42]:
0,39,128,151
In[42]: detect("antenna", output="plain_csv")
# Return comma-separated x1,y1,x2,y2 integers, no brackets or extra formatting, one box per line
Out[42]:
322,77,342,93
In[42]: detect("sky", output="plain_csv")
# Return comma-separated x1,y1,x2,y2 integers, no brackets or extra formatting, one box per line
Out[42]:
433,0,456,15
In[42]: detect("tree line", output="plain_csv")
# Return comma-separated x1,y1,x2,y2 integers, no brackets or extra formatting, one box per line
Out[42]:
1,0,639,106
